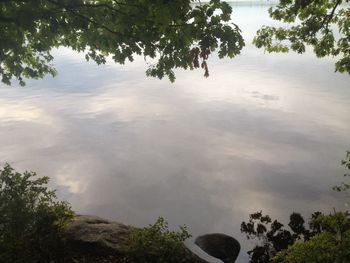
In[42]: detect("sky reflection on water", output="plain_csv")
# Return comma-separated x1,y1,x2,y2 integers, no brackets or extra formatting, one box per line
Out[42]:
0,3,349,263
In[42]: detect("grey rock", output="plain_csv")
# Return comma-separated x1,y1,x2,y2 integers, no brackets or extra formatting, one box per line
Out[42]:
64,215,133,255
64,215,208,263
195,233,240,263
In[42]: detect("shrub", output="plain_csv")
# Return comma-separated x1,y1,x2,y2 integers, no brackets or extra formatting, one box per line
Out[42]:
122,217,191,263
272,212,350,263
0,164,74,263
240,211,322,263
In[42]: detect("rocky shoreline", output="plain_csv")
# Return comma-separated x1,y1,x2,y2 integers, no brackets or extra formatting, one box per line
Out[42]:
64,215,209,263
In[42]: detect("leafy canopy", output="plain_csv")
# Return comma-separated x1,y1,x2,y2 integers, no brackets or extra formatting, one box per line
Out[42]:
0,164,74,263
0,0,244,85
254,0,350,74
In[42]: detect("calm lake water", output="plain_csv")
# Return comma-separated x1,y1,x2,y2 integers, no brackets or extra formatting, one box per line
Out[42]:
0,2,349,262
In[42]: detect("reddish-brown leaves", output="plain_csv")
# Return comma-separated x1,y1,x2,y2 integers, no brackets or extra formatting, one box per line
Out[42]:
190,47,210,77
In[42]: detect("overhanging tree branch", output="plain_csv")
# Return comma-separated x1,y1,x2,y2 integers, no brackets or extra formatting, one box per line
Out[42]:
320,0,342,31
45,0,126,38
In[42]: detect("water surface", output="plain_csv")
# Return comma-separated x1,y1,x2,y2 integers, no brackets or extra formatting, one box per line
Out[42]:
0,2,349,262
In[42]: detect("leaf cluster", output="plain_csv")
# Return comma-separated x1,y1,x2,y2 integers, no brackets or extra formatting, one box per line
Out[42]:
122,217,191,263
253,0,350,74
272,211,350,263
333,151,350,192
0,164,74,263
241,211,322,263
0,0,244,85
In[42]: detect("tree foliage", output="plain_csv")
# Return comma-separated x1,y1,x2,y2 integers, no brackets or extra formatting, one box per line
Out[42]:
0,164,74,263
122,217,192,263
0,0,244,85
242,152,350,263
333,150,350,193
241,211,322,263
254,0,350,74
272,211,350,263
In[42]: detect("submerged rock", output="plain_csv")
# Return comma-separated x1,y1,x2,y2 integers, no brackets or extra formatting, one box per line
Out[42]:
195,233,240,263
64,215,208,263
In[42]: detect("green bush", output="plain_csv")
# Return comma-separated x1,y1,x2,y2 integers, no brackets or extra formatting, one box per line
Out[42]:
272,212,350,263
242,152,350,263
0,164,74,263
122,217,191,263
